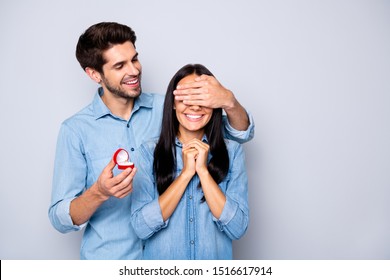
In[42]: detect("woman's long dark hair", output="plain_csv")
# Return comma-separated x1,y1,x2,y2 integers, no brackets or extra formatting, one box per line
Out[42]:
154,64,229,195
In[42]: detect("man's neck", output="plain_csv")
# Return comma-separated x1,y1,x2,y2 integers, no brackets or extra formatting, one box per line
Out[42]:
101,91,135,121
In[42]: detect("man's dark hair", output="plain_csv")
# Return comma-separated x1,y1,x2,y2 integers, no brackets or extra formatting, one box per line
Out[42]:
75,22,137,73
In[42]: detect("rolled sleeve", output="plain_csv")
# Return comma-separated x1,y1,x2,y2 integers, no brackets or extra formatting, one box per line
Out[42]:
214,198,248,240
131,142,168,240
48,198,84,233
132,198,168,240
49,123,88,233
216,198,238,225
223,110,255,143
213,141,249,240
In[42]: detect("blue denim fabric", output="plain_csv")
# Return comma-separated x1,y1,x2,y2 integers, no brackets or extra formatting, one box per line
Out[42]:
49,87,254,259
131,136,249,260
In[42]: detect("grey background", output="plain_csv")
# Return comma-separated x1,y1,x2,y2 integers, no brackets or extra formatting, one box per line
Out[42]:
1,0,389,259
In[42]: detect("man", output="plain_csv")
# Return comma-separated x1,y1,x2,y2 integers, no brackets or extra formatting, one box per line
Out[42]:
48,22,254,259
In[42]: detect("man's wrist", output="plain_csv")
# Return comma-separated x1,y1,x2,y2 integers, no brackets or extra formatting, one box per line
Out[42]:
90,182,110,202
222,90,238,111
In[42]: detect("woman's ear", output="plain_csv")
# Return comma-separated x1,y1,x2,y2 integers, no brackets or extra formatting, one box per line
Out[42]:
85,67,102,84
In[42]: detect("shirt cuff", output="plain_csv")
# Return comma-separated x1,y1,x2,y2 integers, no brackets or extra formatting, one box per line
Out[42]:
224,110,255,142
220,198,238,224
141,199,167,232
56,197,85,231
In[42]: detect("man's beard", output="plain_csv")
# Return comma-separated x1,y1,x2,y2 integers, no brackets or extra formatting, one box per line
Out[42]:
101,76,142,99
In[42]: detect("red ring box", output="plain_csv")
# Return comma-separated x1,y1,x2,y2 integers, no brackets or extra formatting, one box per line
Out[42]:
113,148,134,170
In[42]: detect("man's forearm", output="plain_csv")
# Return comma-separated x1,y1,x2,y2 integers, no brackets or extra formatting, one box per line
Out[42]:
69,183,108,225
224,93,250,131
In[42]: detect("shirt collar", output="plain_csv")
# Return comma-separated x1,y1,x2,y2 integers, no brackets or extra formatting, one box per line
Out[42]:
92,87,154,120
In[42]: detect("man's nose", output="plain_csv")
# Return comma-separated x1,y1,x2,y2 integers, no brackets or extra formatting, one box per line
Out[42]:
125,62,140,75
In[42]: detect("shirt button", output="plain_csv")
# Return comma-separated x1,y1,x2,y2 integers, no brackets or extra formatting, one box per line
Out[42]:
190,240,194,245
131,148,135,151
189,195,193,199
189,218,193,222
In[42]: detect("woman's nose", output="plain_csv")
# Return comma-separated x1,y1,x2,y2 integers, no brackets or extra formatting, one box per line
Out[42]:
189,104,201,110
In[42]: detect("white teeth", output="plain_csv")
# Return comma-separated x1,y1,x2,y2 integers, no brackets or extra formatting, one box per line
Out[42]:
124,79,138,85
186,114,202,119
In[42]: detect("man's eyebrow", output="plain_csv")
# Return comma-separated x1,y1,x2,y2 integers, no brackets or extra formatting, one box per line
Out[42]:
112,61,125,68
111,52,139,68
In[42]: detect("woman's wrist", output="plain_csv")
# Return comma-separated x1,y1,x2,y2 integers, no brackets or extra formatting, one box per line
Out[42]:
196,167,210,178
179,169,195,181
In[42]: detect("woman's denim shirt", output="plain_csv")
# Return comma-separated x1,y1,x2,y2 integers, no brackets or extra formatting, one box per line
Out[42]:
131,136,249,260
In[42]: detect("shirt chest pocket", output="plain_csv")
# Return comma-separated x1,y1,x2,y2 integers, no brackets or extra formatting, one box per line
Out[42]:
87,149,129,184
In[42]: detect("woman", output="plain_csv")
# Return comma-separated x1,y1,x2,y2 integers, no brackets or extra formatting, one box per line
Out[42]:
131,64,249,259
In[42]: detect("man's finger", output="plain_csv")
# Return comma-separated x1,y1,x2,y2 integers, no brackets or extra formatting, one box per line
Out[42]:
110,167,132,185
175,81,205,91
102,159,116,175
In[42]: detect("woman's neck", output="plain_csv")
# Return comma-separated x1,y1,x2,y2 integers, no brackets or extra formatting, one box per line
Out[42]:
177,129,204,144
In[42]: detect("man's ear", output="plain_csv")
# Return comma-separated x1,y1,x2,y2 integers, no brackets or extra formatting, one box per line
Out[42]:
85,67,102,83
